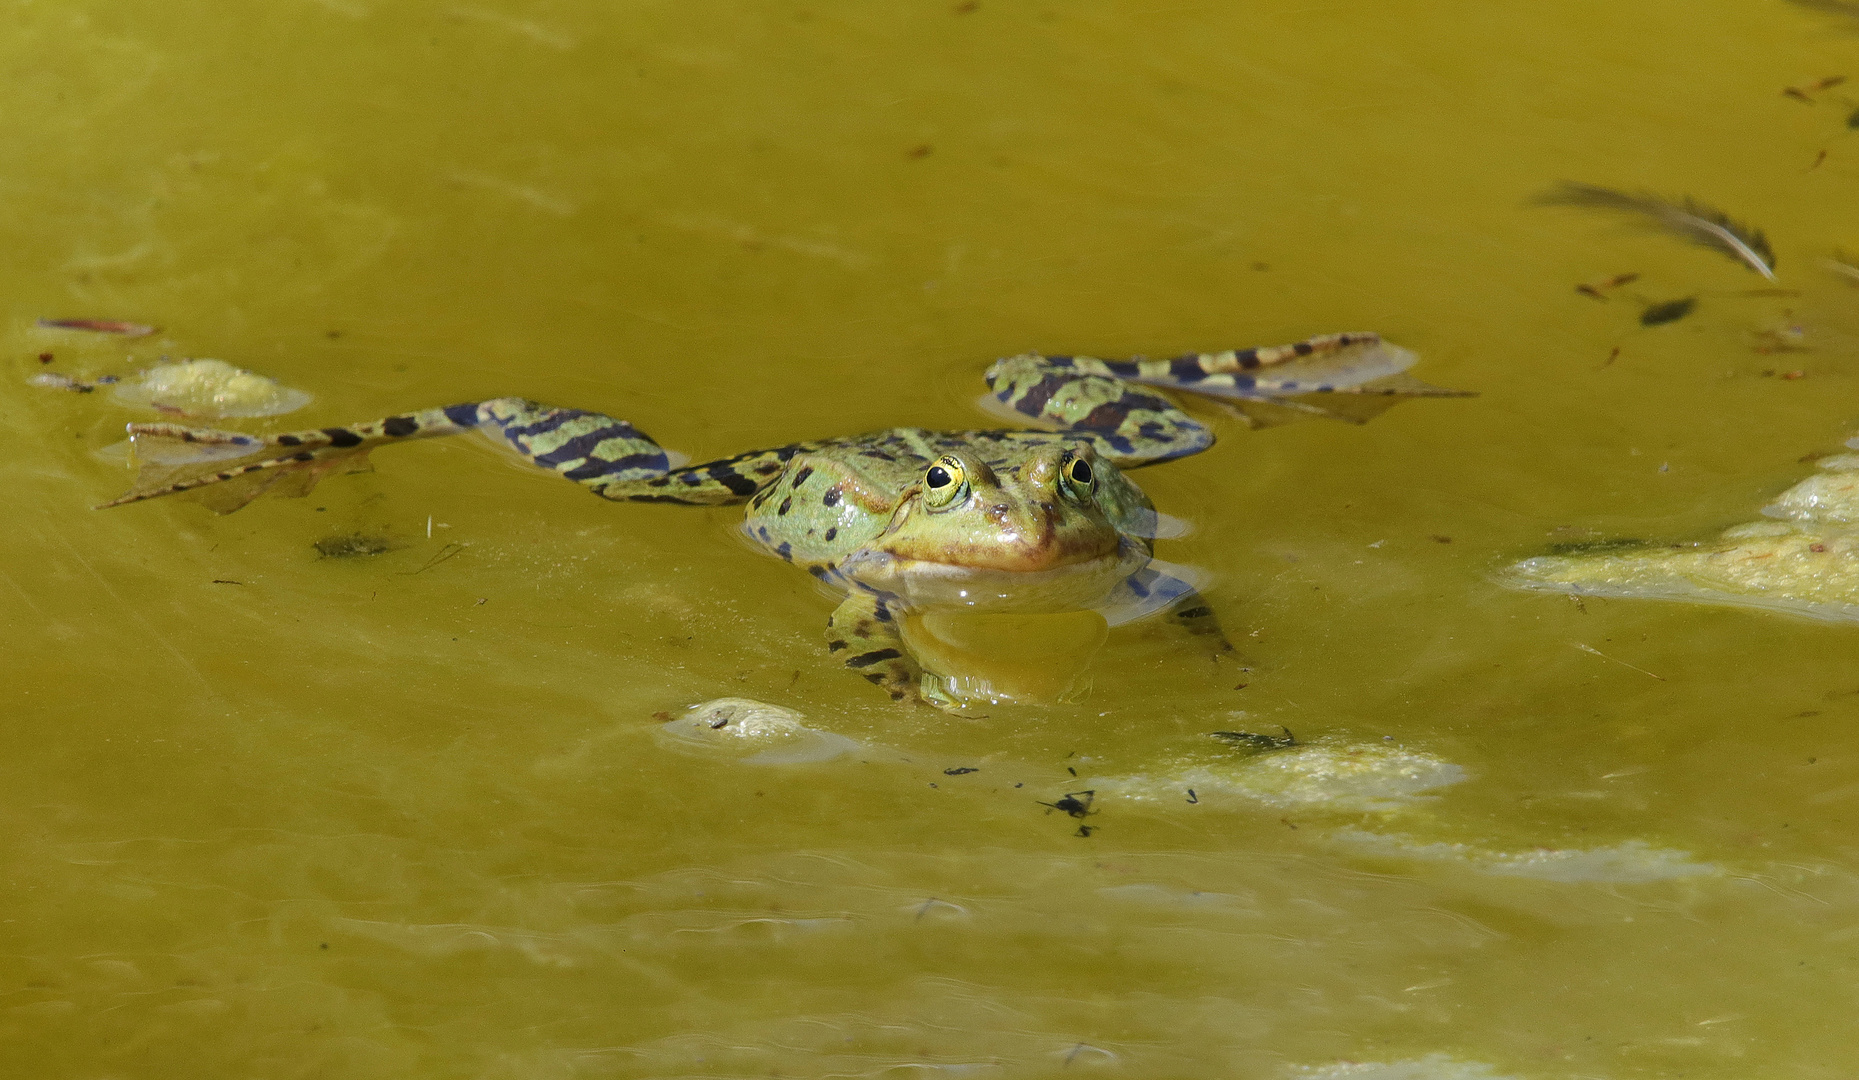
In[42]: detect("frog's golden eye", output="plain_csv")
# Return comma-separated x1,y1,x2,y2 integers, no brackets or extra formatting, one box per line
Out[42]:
1067,457,1094,487
923,456,967,510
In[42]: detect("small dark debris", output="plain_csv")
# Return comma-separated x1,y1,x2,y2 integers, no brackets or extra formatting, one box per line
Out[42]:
907,144,933,158
1847,106,1859,129
1430,534,1453,544
314,534,392,559
953,0,978,11
1211,727,1298,752
1185,789,1198,804
1039,790,1096,818
1066,766,1077,777
709,715,729,730
211,579,243,585
37,352,52,363
1811,543,1830,553
1545,537,1649,557
943,767,979,776
1640,297,1696,327
326,330,343,339
651,711,672,722
1076,825,1095,838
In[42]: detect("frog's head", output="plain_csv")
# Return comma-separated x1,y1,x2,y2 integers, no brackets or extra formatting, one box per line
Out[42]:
838,443,1150,611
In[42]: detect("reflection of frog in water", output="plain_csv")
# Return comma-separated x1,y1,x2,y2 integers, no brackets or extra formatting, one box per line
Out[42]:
103,332,1463,705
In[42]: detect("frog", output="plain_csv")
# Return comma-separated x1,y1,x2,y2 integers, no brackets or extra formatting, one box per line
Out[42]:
98,331,1465,704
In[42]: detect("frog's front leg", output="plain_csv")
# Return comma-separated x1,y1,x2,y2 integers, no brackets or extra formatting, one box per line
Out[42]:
1101,564,1233,654
825,590,921,703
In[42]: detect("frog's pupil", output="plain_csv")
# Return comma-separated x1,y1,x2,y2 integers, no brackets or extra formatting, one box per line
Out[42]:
926,466,951,488
1069,459,1093,485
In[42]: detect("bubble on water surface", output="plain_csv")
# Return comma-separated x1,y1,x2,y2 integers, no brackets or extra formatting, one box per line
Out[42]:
1099,740,1465,813
659,697,861,765
1333,829,1719,883
108,357,312,419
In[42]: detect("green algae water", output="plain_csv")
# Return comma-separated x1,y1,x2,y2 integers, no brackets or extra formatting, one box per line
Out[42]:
8,1,1859,1075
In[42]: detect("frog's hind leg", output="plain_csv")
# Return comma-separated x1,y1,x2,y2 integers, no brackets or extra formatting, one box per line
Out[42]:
984,332,1469,466
100,404,489,512
825,591,921,703
100,398,777,512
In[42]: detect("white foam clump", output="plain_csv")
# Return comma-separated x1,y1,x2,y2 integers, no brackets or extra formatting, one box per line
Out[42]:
1333,828,1719,883
1100,740,1465,813
658,697,861,765
1293,1054,1517,1080
109,358,312,419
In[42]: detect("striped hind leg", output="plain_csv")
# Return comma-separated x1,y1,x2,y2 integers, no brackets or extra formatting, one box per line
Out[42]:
106,399,716,512
983,332,1464,465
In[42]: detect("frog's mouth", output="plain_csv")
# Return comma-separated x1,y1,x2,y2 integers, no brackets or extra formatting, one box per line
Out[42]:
837,538,1150,613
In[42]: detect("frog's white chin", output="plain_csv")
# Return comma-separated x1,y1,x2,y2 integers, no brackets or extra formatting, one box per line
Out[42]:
839,542,1149,613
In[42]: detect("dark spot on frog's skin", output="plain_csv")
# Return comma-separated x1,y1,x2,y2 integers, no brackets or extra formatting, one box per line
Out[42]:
1167,356,1208,382
757,526,770,541
823,527,837,541
1293,341,1314,356
778,497,792,515
828,639,848,652
382,416,419,437
846,648,902,667
648,477,670,487
873,604,892,622
776,541,792,561
275,434,302,446
323,428,363,448
823,487,842,507
808,565,832,581
794,465,813,487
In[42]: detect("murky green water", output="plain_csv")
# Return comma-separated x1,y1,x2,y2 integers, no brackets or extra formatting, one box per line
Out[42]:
8,2,1859,1075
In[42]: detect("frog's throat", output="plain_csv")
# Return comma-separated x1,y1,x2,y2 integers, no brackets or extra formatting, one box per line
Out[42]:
836,539,1150,613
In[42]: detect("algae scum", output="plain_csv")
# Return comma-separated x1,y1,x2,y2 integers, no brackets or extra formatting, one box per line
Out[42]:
9,2,1859,1077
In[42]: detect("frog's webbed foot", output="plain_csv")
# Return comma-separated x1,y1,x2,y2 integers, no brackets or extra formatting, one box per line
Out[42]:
826,591,922,703
1099,561,1233,654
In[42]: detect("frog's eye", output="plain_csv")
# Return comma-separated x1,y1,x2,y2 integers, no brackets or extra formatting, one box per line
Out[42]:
922,456,968,510
1059,453,1096,499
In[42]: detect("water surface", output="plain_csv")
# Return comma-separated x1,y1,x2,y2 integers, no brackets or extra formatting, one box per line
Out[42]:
6,2,1859,1075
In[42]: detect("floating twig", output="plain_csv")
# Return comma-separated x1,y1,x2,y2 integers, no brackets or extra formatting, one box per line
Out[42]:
36,318,158,336
1573,642,1665,681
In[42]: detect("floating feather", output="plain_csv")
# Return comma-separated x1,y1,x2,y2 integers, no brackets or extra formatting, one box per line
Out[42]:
1786,0,1859,27
1535,182,1777,280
